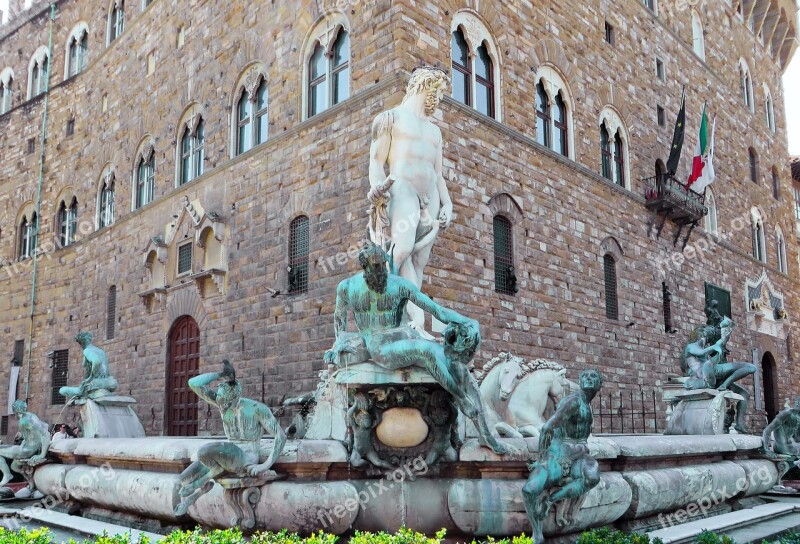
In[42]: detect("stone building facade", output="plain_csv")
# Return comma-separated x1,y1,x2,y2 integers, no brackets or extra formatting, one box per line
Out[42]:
0,0,797,437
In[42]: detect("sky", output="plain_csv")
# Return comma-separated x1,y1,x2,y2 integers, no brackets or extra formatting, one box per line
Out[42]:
787,54,800,156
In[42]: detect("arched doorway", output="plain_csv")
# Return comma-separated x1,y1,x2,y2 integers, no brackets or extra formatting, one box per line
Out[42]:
166,315,200,436
761,352,778,422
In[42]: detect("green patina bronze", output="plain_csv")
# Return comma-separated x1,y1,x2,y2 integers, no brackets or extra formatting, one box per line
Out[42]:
522,369,603,544
59,331,118,399
174,360,287,517
682,314,756,433
0,400,50,490
763,398,800,458
324,242,511,455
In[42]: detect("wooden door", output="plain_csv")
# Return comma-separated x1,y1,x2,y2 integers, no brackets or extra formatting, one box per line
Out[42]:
166,315,200,436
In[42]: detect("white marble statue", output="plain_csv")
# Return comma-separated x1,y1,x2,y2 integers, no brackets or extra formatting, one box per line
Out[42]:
368,66,453,335
476,353,570,438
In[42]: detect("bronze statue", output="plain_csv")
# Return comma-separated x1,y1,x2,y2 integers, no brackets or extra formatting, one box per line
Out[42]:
347,392,394,471
522,369,603,544
763,399,800,458
59,332,118,399
0,400,50,490
174,360,286,516
682,317,756,433
325,242,511,455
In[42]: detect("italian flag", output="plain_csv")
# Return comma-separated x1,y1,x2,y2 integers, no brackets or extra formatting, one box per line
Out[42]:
686,106,716,193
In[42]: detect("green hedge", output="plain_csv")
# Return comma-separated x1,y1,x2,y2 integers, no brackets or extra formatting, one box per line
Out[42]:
0,526,796,544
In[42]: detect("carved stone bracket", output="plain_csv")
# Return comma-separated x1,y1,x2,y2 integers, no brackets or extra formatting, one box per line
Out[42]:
217,474,284,530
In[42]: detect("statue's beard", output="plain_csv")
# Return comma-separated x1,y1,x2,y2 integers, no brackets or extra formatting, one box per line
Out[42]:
424,90,440,116
365,267,388,293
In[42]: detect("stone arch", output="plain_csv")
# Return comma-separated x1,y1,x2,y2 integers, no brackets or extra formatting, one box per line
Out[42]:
529,38,574,82
0,67,14,87
488,192,523,223
600,236,624,261
166,287,209,332
26,45,49,98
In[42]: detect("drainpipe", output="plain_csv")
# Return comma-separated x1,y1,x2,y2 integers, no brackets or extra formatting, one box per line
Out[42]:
24,3,56,401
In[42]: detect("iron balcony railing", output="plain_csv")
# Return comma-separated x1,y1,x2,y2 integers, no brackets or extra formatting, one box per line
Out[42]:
643,174,708,224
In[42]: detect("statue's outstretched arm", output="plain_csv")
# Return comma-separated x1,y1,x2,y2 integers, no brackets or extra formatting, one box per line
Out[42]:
187,372,221,405
369,111,393,188
402,280,466,326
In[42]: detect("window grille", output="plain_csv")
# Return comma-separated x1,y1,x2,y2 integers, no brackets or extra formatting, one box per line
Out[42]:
51,349,69,405
604,254,618,320
0,416,7,436
178,243,193,275
288,216,309,293
749,149,759,183
493,216,517,295
106,286,117,340
662,282,675,333
772,168,780,200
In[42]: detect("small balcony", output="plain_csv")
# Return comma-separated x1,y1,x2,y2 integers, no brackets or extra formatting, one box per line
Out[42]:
643,174,708,224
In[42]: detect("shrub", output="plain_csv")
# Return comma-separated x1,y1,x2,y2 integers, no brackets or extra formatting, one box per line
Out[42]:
693,530,737,544
576,528,663,544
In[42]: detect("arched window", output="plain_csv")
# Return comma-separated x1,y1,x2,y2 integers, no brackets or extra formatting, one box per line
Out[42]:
288,216,309,294
534,67,573,158
233,73,268,156
764,87,775,132
740,60,754,112
451,28,471,107
535,82,550,148
98,174,116,228
776,228,788,273
27,50,49,99
57,197,78,247
109,1,125,44
749,147,759,183
493,215,516,295
67,28,88,78
179,119,205,185
106,285,117,340
135,149,155,209
306,27,349,118
692,11,706,60
600,124,612,179
613,132,625,187
772,166,780,200
603,254,618,320
752,209,766,263
18,213,38,260
704,188,718,235
0,69,13,114
449,13,500,119
553,92,568,157
599,108,630,189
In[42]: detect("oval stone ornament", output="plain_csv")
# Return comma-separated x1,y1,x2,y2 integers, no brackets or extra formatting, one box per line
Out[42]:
376,407,429,448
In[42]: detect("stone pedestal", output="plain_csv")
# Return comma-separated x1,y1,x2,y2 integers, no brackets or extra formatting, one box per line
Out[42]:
76,396,145,438
664,389,743,435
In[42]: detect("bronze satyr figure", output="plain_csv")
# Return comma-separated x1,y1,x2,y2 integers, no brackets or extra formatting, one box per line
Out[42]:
0,400,50,488
174,360,286,516
59,331,118,399
522,369,603,544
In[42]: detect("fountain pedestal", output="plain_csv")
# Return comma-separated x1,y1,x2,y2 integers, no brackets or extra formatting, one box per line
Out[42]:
75,395,145,438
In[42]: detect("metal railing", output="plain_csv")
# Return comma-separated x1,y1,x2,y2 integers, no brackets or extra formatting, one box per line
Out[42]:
643,174,708,220
594,386,665,434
